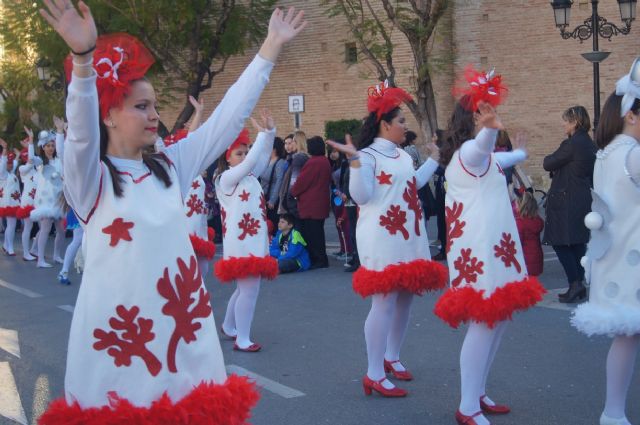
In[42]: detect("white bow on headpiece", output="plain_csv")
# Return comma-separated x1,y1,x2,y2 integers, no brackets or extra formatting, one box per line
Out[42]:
96,46,125,82
615,57,640,117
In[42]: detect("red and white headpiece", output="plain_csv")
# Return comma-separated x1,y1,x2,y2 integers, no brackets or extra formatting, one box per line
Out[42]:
454,65,508,112
65,33,155,120
162,128,189,148
367,80,412,121
225,128,251,161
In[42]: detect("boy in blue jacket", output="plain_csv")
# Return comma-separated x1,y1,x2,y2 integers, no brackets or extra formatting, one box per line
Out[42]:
270,213,311,273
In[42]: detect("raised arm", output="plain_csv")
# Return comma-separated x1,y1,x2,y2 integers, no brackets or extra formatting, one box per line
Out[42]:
162,8,306,196
0,139,7,180
326,135,376,205
415,138,440,189
495,132,528,169
53,116,66,165
219,129,276,194
459,102,502,172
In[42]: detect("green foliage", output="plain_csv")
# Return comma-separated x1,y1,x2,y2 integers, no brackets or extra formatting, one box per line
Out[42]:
325,119,362,141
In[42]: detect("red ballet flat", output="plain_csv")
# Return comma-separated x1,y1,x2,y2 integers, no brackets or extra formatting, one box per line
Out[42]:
383,359,414,381
455,410,484,425
362,375,407,397
220,326,237,340
480,395,511,414
233,342,262,352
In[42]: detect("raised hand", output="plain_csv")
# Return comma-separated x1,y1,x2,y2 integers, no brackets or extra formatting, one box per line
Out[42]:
40,0,97,54
476,102,503,130
426,136,440,163
250,109,275,132
23,126,34,143
513,132,529,158
188,96,205,132
326,134,358,159
53,116,66,133
259,7,307,62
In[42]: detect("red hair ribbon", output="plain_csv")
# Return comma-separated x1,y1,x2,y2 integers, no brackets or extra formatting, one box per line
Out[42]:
453,65,508,111
367,80,412,121
65,33,155,119
225,129,251,161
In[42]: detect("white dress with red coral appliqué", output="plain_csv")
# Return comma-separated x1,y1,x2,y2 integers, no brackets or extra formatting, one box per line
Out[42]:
352,147,447,297
56,163,257,422
185,175,215,259
0,159,21,218
434,151,545,328
16,161,38,219
214,174,277,282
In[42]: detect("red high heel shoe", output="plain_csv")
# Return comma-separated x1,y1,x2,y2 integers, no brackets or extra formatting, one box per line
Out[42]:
383,359,414,381
480,395,510,414
233,342,262,352
362,376,407,397
455,410,484,425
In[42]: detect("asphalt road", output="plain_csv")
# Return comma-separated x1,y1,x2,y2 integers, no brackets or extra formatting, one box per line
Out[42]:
0,218,638,425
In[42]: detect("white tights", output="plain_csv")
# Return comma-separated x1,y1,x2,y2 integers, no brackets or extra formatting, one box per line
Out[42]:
364,291,414,389
602,334,640,421
21,218,36,259
61,227,83,275
3,217,17,254
459,321,509,425
37,218,65,267
222,276,261,349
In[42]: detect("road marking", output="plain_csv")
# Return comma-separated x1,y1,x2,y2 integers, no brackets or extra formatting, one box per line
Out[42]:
0,362,27,425
31,374,50,425
0,280,42,299
226,365,305,399
0,329,20,359
535,288,575,312
544,257,558,262
57,305,74,314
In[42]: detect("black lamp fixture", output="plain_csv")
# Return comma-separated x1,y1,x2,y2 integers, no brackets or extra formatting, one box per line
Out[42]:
550,0,636,128
35,58,52,82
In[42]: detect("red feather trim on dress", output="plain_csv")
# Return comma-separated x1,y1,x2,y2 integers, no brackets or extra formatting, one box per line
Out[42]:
352,259,448,298
15,205,35,219
0,206,20,218
190,234,216,259
214,255,278,282
434,276,546,329
38,375,259,425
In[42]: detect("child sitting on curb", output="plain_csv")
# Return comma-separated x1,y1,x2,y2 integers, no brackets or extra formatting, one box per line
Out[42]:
270,213,310,273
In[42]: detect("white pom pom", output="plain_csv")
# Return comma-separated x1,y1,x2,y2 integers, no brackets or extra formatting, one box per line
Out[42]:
51,172,60,179
584,212,603,230
580,256,589,268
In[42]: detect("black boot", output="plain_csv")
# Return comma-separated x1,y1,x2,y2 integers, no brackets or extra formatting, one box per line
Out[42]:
558,280,587,303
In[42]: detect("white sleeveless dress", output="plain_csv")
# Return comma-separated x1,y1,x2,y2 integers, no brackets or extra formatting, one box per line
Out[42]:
352,145,447,297
572,135,640,336
0,158,20,218
434,150,545,328
214,173,277,282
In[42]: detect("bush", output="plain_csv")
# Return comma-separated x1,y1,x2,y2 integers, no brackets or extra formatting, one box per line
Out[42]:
324,119,362,142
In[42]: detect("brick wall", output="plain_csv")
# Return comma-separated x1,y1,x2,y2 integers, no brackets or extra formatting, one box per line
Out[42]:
160,0,640,185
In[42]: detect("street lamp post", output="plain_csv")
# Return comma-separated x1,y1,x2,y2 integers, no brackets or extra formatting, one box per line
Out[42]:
550,0,636,129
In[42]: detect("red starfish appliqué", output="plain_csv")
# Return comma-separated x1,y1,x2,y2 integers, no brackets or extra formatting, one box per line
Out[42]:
239,190,250,202
376,171,392,185
102,218,135,247
191,180,201,190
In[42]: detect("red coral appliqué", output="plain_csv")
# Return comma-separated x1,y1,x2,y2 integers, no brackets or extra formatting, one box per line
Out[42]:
221,207,227,237
402,177,422,236
186,193,205,217
28,188,36,199
379,205,409,240
445,201,466,254
238,213,260,240
260,193,268,222
11,191,20,201
494,232,522,273
452,248,484,287
157,256,212,373
93,305,161,376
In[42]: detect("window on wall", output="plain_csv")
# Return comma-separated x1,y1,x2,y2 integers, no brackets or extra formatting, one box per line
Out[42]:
345,43,358,64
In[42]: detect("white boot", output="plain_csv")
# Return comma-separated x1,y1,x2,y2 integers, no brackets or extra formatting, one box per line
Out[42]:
600,413,632,425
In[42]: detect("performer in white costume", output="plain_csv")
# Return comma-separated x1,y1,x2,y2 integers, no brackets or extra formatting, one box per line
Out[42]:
30,120,66,268
37,1,305,423
16,129,42,261
328,82,448,398
433,68,545,425
572,58,640,425
0,139,20,256
215,114,278,352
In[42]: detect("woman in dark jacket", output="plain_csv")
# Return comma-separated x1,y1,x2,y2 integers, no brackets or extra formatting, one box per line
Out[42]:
291,136,332,269
543,105,597,303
